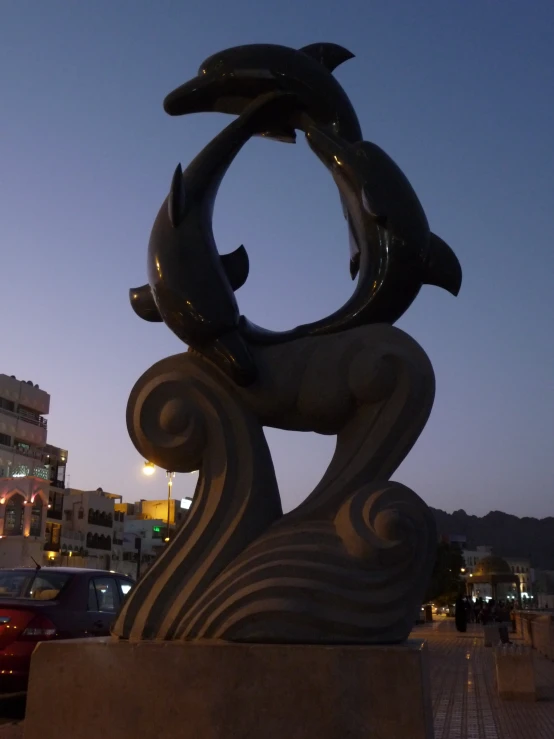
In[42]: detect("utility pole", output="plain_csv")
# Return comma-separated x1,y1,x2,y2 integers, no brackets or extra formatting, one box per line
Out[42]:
135,536,142,581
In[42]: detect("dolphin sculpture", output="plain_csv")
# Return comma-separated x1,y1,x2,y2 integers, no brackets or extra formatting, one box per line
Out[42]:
163,43,362,146
301,124,462,329
238,124,462,343
129,91,298,386
163,42,364,276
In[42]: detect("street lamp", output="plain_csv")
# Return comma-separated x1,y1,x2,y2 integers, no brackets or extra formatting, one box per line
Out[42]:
143,461,155,476
142,462,174,544
166,471,175,542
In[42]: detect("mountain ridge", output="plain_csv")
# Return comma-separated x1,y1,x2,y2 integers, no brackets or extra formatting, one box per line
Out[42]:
431,507,554,570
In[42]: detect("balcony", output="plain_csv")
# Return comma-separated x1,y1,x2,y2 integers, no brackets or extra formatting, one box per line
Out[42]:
0,405,47,429
0,441,45,461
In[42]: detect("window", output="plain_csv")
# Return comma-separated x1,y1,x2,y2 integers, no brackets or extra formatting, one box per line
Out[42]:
88,581,98,611
44,522,61,550
89,578,119,612
30,501,43,537
0,433,11,447
0,571,71,600
4,495,24,535
118,578,133,597
0,398,14,412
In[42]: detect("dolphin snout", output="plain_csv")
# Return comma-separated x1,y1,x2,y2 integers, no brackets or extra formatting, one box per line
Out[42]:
163,75,223,115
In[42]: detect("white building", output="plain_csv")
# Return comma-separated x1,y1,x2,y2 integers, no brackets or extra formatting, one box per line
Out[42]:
0,476,50,567
462,545,493,575
505,557,533,598
116,497,193,577
44,488,123,571
0,374,51,480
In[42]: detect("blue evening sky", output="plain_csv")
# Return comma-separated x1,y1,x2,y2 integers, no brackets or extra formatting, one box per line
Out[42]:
2,1,553,517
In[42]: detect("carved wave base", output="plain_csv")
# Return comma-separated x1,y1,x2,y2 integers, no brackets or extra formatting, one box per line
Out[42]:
112,324,437,645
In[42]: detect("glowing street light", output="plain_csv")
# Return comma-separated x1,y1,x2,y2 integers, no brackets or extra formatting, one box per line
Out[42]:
143,461,156,476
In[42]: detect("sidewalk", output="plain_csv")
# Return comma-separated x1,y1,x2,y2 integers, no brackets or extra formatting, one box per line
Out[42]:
412,619,554,738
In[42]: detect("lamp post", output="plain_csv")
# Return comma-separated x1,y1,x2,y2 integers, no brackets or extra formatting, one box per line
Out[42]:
166,471,175,542
142,462,175,544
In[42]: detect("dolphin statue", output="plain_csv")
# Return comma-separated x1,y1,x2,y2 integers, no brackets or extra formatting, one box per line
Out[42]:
239,124,462,342
162,43,362,146
129,91,298,386
163,42,364,276
302,124,462,329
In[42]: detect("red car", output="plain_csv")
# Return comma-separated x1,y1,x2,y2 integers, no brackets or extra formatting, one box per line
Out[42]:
0,567,133,695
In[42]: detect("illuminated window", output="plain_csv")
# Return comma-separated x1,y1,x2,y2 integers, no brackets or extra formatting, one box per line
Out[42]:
30,500,43,537
33,466,49,480
4,495,24,535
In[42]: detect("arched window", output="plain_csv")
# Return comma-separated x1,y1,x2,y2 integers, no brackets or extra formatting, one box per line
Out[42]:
30,498,44,537
4,494,25,536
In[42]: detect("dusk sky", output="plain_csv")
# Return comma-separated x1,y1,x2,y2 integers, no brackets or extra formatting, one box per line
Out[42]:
2,2,553,518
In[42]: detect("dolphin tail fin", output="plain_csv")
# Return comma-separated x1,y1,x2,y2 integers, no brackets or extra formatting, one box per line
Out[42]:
299,43,355,72
129,284,163,322
221,245,250,291
424,233,462,297
207,330,257,386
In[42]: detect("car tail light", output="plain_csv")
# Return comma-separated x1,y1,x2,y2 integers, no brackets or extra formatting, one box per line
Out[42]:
19,614,57,642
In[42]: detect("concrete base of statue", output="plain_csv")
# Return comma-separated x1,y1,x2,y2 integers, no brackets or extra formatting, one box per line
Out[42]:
24,638,434,739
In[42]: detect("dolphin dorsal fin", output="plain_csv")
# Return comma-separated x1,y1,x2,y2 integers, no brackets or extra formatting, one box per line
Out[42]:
168,163,186,228
129,285,163,322
299,43,355,72
220,245,249,291
424,233,462,297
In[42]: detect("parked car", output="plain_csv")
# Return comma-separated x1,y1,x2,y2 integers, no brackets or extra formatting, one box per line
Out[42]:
0,567,133,695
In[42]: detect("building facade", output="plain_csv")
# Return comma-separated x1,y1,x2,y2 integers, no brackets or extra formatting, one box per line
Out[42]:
116,497,192,577
462,545,493,575
505,557,533,598
44,488,124,571
0,374,51,480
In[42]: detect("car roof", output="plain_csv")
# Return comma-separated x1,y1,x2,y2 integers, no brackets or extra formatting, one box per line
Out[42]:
0,567,132,577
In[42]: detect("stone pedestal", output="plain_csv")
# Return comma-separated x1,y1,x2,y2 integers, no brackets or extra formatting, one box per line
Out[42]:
24,639,434,739
495,649,536,701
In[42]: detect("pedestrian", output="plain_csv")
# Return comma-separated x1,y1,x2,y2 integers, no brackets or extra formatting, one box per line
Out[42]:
455,594,467,633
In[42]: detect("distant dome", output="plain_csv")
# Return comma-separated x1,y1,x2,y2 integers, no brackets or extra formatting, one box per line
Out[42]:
474,555,512,577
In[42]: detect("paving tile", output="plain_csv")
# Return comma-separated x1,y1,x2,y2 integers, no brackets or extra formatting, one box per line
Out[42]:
412,620,554,739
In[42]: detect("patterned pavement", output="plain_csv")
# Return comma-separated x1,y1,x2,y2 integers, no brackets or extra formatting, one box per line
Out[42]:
412,619,554,739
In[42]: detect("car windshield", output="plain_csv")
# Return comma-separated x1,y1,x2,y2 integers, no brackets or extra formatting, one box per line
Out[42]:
0,571,71,600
